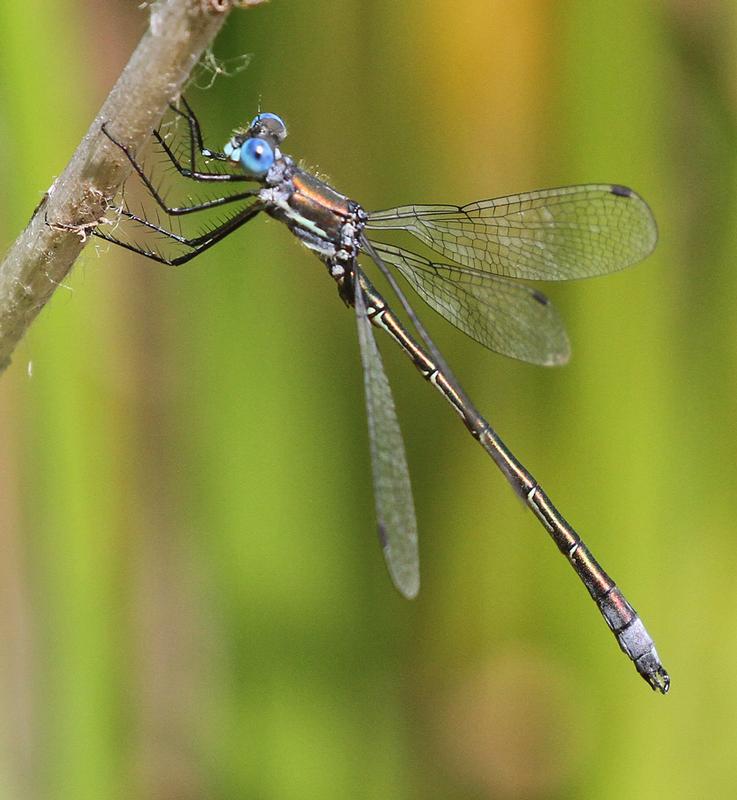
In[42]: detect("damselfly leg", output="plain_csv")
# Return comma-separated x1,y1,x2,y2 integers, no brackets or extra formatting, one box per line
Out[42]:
101,123,257,216
166,95,231,167
95,202,262,266
96,113,263,264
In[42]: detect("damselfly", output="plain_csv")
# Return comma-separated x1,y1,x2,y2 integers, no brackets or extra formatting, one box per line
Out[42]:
95,100,668,692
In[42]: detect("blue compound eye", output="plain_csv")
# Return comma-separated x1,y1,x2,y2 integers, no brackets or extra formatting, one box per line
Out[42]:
240,137,275,176
249,112,288,142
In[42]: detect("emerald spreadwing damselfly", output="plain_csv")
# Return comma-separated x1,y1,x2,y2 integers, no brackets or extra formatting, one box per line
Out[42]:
95,100,668,692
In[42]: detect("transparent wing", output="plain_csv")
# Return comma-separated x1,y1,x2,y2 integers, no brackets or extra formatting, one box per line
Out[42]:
367,184,657,281
354,269,420,599
371,242,570,366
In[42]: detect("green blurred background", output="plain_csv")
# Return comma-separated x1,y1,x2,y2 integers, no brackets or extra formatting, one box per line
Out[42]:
0,1,735,798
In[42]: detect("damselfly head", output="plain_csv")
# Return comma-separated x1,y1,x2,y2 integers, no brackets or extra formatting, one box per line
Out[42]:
222,112,287,177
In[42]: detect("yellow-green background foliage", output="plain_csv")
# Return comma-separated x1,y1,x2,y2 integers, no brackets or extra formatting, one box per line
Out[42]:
0,2,733,798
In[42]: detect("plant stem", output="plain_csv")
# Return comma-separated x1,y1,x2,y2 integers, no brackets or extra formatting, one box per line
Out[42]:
0,0,265,374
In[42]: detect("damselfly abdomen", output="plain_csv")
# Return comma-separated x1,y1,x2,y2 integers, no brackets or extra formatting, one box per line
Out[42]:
95,100,668,693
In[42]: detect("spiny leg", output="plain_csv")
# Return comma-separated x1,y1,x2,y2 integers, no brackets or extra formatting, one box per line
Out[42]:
101,122,256,218
155,98,247,182
169,95,229,164
152,128,250,183
94,202,263,266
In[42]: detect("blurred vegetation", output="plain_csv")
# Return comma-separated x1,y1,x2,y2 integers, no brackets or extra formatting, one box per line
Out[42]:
1,1,736,798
